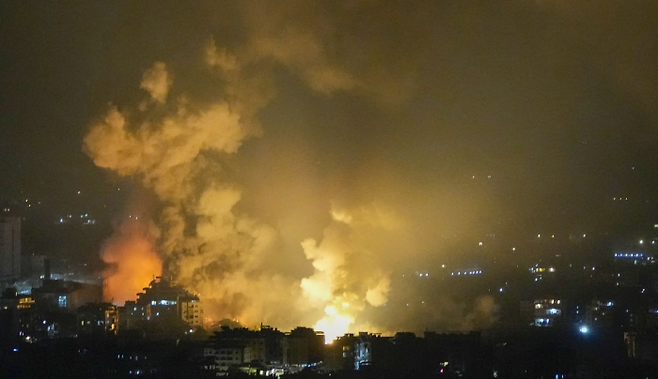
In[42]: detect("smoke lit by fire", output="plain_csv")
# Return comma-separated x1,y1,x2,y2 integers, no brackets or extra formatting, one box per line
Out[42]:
83,5,501,335
100,218,162,305
301,203,396,342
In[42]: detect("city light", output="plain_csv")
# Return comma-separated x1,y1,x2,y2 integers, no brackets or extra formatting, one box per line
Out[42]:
450,270,482,276
3,2,658,377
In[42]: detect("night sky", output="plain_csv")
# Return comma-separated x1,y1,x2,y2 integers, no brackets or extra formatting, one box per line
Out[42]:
2,1,658,332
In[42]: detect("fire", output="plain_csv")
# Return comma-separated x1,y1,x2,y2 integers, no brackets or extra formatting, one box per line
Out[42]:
314,305,354,344
100,220,162,305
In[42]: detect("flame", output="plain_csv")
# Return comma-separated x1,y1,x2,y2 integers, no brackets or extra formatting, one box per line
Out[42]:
314,305,354,344
101,220,162,305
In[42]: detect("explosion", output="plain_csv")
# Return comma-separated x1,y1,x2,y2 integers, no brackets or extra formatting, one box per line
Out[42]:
301,203,396,342
87,54,404,327
83,8,498,334
83,31,397,330
315,305,354,344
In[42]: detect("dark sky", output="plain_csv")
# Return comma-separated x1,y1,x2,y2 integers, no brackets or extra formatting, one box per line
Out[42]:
2,1,658,332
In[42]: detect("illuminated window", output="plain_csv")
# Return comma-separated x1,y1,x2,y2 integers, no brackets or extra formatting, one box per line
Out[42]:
58,295,67,308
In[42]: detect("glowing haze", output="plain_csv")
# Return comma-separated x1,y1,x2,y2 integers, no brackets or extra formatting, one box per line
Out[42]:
84,42,405,335
99,217,162,304
82,2,431,334
74,0,658,337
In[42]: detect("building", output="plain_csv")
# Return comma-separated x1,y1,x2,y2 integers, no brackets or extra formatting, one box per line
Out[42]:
614,252,650,265
283,327,324,366
424,331,482,376
585,299,615,329
181,295,203,327
32,279,103,311
77,302,119,336
324,333,357,371
521,298,563,327
353,332,395,370
0,217,21,281
349,331,482,376
0,287,35,348
204,327,266,376
121,276,203,330
205,342,254,375
3,279,105,343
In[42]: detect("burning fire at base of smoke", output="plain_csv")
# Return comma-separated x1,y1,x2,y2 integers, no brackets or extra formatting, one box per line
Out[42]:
100,218,162,305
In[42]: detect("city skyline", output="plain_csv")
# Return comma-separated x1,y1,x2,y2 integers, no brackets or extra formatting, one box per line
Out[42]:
2,1,658,339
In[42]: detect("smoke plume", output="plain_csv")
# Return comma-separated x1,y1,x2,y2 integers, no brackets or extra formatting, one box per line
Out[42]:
81,2,522,334
83,17,413,330
1,0,654,338
84,54,288,325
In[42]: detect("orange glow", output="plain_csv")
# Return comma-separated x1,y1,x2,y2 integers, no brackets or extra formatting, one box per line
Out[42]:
100,220,162,305
314,305,354,344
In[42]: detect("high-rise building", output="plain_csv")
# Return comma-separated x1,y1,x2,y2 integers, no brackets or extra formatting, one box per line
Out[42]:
0,217,21,280
121,276,203,329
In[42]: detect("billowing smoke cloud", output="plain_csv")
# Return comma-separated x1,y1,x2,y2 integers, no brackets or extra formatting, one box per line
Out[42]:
84,55,293,326
82,0,658,335
300,202,397,340
83,10,419,330
0,0,654,339
83,45,425,333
